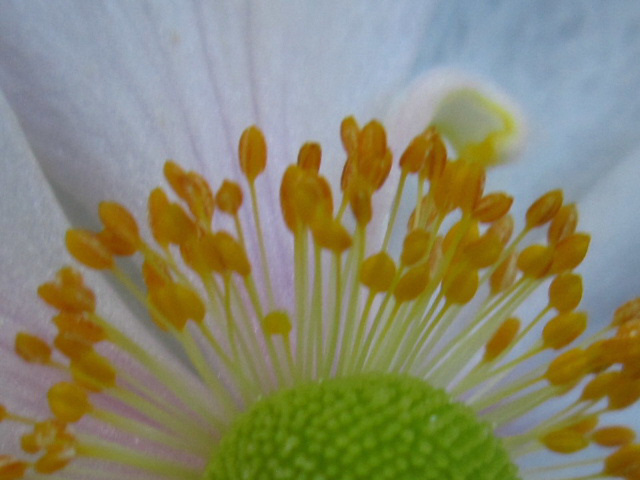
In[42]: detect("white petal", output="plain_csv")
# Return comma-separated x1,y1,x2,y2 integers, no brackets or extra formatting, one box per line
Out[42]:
0,1,437,215
579,147,640,323
419,1,640,204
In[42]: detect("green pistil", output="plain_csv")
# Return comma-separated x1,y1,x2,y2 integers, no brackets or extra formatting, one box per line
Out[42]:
205,374,520,480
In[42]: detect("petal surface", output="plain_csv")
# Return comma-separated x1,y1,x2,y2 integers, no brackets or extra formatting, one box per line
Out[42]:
579,147,640,322
0,1,435,215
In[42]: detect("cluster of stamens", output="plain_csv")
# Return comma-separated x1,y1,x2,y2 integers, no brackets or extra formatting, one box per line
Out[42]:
1,115,639,480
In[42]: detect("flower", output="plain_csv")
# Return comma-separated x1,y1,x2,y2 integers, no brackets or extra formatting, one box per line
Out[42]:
1,2,640,480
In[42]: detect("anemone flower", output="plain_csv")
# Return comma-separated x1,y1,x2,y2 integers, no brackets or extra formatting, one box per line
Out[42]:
1,2,640,480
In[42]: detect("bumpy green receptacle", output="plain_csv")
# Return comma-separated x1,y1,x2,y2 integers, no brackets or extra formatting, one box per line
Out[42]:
205,374,520,480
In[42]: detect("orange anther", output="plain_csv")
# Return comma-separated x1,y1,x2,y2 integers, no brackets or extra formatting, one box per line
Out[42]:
141,253,172,289
473,192,513,223
433,160,486,214
180,232,222,275
593,426,636,447
548,273,583,313
263,311,292,336
401,229,431,266
618,319,640,339
15,332,52,364
526,189,563,229
408,195,438,230
568,416,599,434
311,217,352,253
148,188,196,247
216,180,244,215
71,351,117,392
52,313,106,344
357,120,387,166
340,116,360,155
97,201,140,255
150,281,205,330
54,332,93,360
548,203,578,244
443,267,479,305
517,244,554,279
214,231,251,276
280,165,334,231
483,317,520,362
541,427,589,453
604,444,640,478
582,369,613,400
38,269,96,314
34,437,76,474
22,420,67,454
542,311,588,350
297,142,322,172
585,338,637,372
48,383,91,423
486,214,515,246
65,229,114,270
419,127,447,181
550,233,590,273
399,134,430,173
0,405,7,421
238,125,267,182
347,177,373,226
394,264,430,303
163,160,188,198
360,252,397,293
462,231,504,269
443,220,479,254
613,298,640,327
355,120,391,190
545,348,589,386
0,456,28,479
608,375,640,410
174,282,206,325
182,171,216,223
21,433,40,454
490,253,518,295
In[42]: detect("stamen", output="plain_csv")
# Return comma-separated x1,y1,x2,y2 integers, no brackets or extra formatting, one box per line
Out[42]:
4,103,639,480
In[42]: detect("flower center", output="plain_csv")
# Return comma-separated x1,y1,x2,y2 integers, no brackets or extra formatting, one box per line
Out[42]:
4,85,640,480
205,373,519,480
